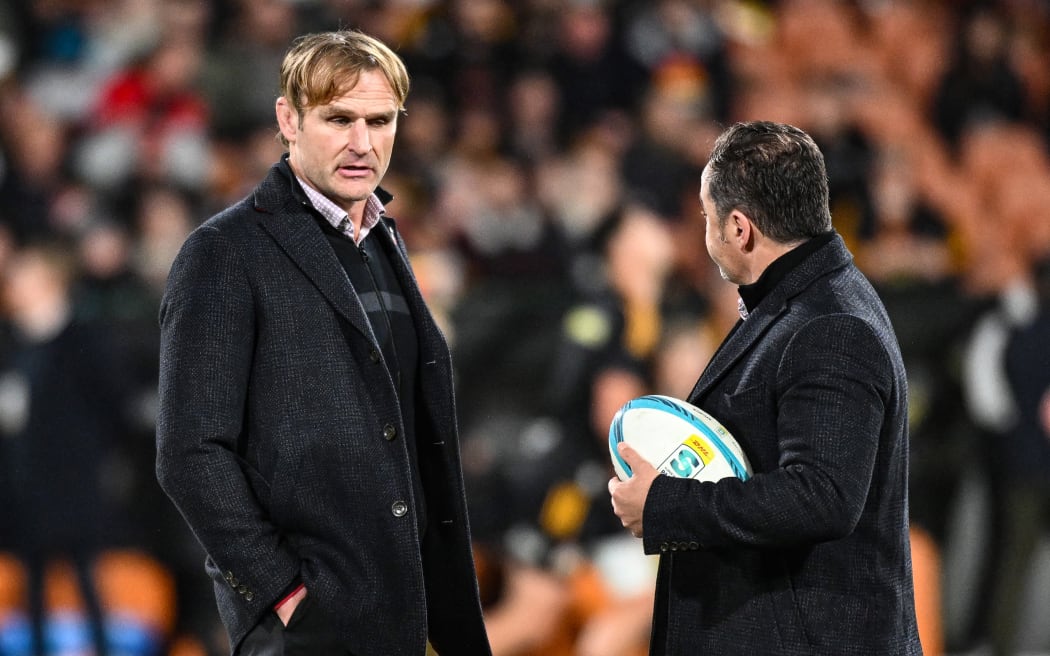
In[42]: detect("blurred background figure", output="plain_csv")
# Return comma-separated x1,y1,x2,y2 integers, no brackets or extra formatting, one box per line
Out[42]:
933,4,1026,149
993,257,1050,656
74,33,210,192
0,243,123,656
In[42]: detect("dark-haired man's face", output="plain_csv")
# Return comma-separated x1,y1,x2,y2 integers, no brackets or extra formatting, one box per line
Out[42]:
700,167,745,285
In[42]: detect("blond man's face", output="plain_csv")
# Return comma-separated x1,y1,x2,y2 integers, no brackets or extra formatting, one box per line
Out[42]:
277,69,399,216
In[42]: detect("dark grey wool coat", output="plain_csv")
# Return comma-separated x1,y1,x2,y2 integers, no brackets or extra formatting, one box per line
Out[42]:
156,160,491,656
642,235,923,655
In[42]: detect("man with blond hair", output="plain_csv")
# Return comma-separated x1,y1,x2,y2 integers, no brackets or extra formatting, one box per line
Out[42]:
156,30,491,655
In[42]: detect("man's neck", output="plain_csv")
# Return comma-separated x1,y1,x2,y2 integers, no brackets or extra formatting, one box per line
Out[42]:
738,232,836,314
742,239,805,285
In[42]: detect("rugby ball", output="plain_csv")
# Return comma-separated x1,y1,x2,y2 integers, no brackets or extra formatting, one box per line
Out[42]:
609,395,751,482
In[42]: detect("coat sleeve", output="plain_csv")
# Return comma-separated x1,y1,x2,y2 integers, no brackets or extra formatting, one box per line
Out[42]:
155,225,300,614
642,313,896,553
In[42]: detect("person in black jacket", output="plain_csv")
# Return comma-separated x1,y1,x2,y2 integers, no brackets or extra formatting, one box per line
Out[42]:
993,258,1050,656
155,30,491,655
609,122,922,655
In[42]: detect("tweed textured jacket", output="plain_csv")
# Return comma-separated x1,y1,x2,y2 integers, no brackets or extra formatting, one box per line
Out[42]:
642,235,922,655
156,160,491,655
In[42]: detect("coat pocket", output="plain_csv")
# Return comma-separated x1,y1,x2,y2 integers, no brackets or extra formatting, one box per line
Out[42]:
765,555,816,650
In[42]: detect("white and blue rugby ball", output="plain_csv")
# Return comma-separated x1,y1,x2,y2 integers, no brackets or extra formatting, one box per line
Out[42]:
609,395,752,482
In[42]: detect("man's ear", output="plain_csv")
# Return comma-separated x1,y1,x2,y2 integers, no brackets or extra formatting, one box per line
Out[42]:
729,211,756,253
276,97,298,144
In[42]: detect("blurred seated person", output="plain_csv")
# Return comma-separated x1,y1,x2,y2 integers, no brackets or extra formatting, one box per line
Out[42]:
855,147,953,285
478,362,655,656
75,36,209,191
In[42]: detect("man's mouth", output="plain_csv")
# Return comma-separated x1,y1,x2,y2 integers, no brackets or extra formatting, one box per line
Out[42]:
338,164,372,177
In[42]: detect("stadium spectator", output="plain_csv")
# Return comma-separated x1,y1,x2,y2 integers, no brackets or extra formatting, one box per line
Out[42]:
995,257,1050,656
75,33,210,192
932,5,1026,148
1,242,129,656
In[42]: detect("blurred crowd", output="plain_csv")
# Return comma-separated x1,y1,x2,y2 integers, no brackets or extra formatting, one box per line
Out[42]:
0,0,1048,655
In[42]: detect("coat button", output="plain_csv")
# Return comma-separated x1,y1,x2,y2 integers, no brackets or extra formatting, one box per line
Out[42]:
383,424,397,441
224,571,234,582
370,348,381,363
660,542,669,552
245,591,254,602
689,541,699,550
238,585,248,595
391,500,408,517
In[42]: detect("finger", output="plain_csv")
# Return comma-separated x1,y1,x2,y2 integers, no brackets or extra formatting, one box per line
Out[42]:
607,477,619,496
618,442,648,469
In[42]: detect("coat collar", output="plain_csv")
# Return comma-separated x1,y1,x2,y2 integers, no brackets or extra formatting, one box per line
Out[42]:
249,160,398,345
688,233,854,404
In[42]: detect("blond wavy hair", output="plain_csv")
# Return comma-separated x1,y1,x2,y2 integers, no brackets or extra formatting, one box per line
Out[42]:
277,30,410,146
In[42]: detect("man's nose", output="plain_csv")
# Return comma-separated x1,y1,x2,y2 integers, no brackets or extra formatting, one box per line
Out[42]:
347,119,370,155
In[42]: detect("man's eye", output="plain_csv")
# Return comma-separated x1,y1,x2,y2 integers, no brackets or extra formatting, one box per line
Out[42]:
330,117,350,125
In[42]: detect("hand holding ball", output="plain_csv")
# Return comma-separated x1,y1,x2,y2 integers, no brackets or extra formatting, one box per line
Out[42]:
609,395,752,482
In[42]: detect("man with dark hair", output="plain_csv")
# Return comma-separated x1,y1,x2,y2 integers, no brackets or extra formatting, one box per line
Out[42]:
156,30,491,655
610,121,922,654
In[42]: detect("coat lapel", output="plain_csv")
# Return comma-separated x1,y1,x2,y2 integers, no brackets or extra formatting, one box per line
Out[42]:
688,235,854,404
253,190,376,344
688,304,782,404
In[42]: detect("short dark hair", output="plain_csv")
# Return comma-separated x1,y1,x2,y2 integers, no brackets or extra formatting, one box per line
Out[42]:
705,121,833,244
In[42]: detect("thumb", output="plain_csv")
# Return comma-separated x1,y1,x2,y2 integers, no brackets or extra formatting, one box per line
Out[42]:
618,442,651,471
